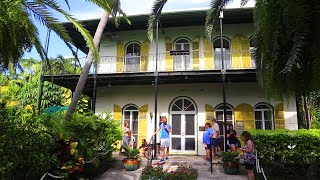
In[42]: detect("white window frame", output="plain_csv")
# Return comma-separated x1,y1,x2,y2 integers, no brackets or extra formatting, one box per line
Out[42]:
254,104,274,130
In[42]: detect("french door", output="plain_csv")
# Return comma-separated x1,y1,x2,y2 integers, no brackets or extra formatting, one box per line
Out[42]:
170,98,197,153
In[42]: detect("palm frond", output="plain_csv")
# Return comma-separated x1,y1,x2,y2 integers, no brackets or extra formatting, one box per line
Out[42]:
147,0,168,42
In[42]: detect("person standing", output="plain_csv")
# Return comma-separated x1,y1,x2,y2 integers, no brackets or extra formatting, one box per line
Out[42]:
240,131,255,180
203,123,213,161
228,124,239,151
153,116,172,164
211,118,220,156
119,122,131,154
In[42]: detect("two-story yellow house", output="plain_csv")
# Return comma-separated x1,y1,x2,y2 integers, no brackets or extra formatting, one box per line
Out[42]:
45,8,298,155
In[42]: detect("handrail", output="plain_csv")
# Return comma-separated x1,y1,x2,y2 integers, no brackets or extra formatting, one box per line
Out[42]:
255,150,267,180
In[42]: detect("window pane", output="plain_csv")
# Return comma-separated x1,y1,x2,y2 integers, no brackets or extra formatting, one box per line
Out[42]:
184,100,194,111
185,138,195,150
172,138,181,150
226,111,233,120
125,106,138,110
176,39,189,44
216,111,223,121
255,111,262,120
255,121,262,129
126,44,134,55
264,111,272,120
172,99,183,111
256,105,270,109
175,44,182,50
132,112,138,134
172,114,181,135
124,111,130,120
184,44,190,51
265,120,272,130
185,114,195,135
133,43,140,55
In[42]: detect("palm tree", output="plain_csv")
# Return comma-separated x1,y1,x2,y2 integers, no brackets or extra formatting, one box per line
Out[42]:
206,0,320,129
0,0,99,71
65,0,130,119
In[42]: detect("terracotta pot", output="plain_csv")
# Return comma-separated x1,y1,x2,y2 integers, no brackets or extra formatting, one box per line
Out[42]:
223,161,239,175
123,158,139,171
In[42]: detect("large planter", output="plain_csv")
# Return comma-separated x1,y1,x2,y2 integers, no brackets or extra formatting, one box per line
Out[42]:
223,161,239,175
123,158,139,171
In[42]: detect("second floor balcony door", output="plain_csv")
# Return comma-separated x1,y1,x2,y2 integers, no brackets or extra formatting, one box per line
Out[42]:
213,38,231,69
174,39,191,71
125,42,140,72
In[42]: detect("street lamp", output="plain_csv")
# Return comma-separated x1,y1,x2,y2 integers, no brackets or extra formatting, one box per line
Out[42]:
219,10,228,152
153,21,159,159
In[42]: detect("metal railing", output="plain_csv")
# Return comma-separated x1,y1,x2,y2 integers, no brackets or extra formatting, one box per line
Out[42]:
43,50,256,76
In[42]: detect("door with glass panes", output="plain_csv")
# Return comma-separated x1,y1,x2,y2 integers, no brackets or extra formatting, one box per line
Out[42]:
215,105,234,151
174,39,191,71
170,98,197,153
123,105,139,148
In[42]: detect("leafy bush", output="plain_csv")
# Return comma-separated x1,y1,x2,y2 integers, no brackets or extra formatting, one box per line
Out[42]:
0,104,55,179
140,164,198,180
42,111,123,176
0,103,122,179
250,129,320,178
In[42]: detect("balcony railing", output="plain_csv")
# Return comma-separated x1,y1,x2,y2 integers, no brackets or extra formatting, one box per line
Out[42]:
43,50,256,75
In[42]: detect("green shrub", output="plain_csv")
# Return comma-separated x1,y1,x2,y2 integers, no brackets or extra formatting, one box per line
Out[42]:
0,104,55,179
250,129,320,178
140,164,198,180
41,111,122,176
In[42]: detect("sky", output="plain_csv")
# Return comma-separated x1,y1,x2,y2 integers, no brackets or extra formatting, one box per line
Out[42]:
23,0,255,60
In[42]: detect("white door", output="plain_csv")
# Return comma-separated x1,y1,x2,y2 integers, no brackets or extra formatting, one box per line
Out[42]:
170,98,197,153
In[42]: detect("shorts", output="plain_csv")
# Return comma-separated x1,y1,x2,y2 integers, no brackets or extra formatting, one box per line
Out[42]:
229,143,238,147
205,144,211,150
211,138,219,147
122,136,129,146
160,138,170,147
245,163,254,170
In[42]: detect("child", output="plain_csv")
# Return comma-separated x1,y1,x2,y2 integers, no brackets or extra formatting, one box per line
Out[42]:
139,139,149,159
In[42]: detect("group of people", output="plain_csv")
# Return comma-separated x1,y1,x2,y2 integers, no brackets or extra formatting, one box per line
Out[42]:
203,118,255,180
120,116,255,180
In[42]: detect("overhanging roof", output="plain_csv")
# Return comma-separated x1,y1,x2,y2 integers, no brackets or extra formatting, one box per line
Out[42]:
44,69,257,96
63,8,254,53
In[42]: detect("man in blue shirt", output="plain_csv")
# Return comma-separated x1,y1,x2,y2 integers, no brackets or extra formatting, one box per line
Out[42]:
153,116,172,164
203,122,213,161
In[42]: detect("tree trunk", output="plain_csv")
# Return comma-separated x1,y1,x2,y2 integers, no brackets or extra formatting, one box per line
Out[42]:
302,95,310,129
65,12,109,120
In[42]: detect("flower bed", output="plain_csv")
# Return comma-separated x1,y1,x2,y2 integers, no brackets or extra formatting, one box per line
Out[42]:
140,164,198,180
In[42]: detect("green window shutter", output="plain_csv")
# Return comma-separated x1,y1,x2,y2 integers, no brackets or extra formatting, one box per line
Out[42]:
231,35,251,68
274,103,285,129
138,104,148,147
140,40,150,72
165,37,173,71
205,104,215,126
203,37,213,70
192,36,200,70
116,41,124,72
235,103,254,131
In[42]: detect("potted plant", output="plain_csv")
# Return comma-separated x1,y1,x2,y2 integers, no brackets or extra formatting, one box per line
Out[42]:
220,151,240,175
121,145,140,171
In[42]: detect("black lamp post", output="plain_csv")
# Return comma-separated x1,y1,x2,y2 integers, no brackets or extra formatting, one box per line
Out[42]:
153,21,159,159
219,10,228,152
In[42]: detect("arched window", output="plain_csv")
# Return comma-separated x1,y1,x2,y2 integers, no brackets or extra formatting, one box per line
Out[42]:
213,37,231,69
125,42,140,72
254,104,273,130
123,105,139,148
249,38,256,68
174,38,191,70
215,104,234,150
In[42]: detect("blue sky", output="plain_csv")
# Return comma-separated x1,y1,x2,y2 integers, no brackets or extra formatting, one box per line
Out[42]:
23,0,254,60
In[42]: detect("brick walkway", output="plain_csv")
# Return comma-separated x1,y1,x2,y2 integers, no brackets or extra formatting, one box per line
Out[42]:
96,153,247,180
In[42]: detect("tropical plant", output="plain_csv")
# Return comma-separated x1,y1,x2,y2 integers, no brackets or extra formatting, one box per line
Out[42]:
121,145,140,159
65,0,131,119
220,151,240,163
0,104,55,179
0,0,99,71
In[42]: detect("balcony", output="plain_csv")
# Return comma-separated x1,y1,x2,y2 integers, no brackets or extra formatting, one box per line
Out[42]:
43,50,256,75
